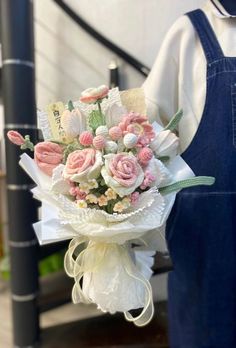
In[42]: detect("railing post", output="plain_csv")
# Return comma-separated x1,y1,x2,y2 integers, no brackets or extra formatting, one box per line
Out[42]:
0,0,39,346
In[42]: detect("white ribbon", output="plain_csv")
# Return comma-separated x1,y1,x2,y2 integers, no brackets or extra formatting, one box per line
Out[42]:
64,237,154,327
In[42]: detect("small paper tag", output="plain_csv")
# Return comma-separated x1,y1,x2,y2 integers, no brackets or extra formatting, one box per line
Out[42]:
120,88,146,115
46,102,66,141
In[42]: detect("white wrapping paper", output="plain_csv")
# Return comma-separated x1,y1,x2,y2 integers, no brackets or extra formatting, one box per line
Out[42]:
18,147,194,326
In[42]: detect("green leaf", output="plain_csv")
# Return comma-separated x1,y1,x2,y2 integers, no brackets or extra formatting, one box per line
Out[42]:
164,109,183,132
100,178,106,186
63,142,83,163
159,176,215,195
68,100,74,111
88,110,105,131
157,156,170,162
39,251,65,277
20,135,34,151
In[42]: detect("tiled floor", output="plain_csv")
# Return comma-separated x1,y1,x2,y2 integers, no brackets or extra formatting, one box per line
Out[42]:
0,274,169,348
0,280,101,347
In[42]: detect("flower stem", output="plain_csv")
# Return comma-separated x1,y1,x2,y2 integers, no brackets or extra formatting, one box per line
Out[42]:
68,100,74,111
97,101,105,125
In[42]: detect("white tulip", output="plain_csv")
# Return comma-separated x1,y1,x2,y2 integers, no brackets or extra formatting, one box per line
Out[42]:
150,130,179,158
61,108,86,139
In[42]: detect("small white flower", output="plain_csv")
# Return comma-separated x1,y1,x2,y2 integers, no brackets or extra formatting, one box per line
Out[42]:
76,200,87,208
113,202,125,213
88,179,98,189
105,188,117,200
79,182,90,194
86,194,98,204
98,195,108,206
121,197,131,209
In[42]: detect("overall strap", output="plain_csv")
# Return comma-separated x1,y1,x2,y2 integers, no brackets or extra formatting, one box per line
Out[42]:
186,9,224,63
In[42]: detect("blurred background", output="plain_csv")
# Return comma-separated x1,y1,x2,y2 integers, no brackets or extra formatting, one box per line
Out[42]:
0,1,205,347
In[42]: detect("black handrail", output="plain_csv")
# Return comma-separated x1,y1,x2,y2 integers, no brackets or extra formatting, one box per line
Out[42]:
53,0,150,77
1,1,39,346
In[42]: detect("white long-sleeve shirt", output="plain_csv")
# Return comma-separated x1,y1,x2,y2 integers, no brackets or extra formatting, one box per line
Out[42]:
143,0,236,152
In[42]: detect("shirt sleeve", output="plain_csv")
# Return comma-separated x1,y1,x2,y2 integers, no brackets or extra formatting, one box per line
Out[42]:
142,16,187,127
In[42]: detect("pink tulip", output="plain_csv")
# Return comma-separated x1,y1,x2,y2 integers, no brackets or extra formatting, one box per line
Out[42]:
7,131,25,146
34,142,63,176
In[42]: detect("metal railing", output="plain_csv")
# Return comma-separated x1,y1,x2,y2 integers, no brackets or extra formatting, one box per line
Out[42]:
53,0,150,77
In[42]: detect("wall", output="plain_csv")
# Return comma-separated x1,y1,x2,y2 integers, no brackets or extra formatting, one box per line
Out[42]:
0,0,206,146
34,0,205,108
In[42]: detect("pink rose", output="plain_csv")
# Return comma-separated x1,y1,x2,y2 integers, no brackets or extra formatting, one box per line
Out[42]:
63,148,103,183
109,154,138,187
101,153,144,197
80,85,109,104
119,112,155,147
34,142,63,176
7,131,25,145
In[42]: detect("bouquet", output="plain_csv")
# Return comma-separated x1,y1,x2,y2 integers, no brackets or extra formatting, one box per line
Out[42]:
7,86,214,326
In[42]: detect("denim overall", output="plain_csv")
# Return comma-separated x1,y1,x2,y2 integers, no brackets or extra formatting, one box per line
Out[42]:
166,9,236,348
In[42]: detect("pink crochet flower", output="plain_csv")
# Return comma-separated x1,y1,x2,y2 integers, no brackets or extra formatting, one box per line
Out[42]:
130,191,140,204
7,131,25,146
63,148,102,183
79,131,93,146
69,186,79,196
136,135,150,148
109,153,139,187
76,190,87,200
119,112,155,146
140,170,156,190
93,135,106,150
69,186,86,200
109,126,122,141
80,85,109,104
138,148,153,165
34,142,63,176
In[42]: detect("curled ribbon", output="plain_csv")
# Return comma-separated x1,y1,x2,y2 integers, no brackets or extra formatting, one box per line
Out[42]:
64,237,154,327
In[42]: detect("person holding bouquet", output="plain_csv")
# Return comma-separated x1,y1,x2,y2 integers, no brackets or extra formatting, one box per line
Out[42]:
143,0,236,347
